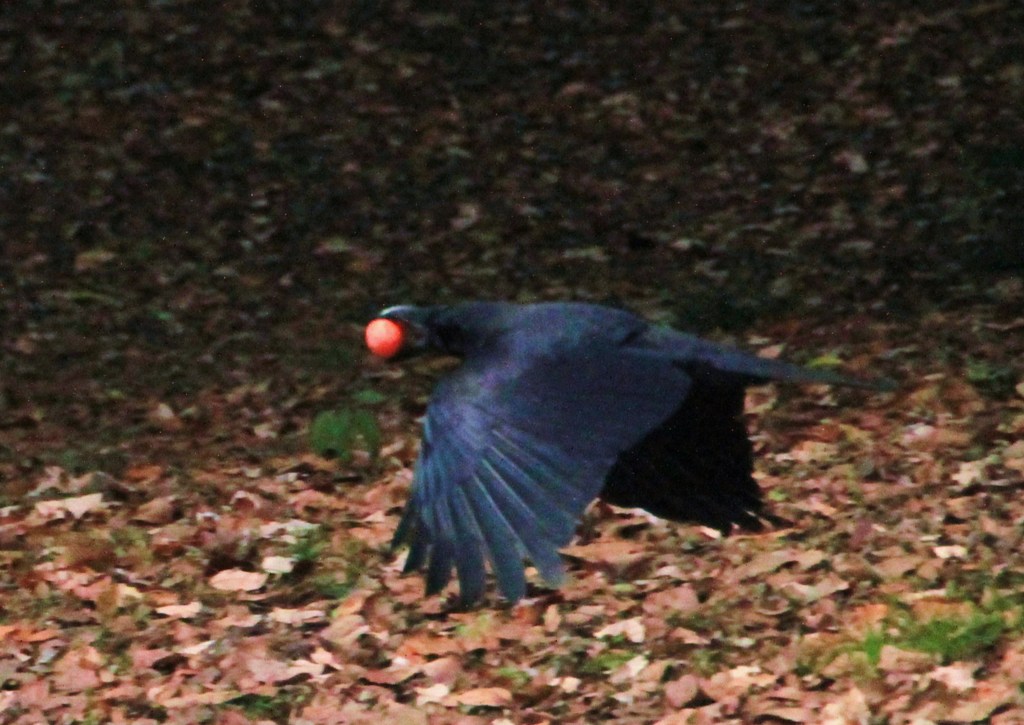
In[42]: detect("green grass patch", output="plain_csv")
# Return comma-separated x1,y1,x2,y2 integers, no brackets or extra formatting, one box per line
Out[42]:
966,358,1018,399
496,666,532,687
289,526,327,564
899,610,1006,663
309,408,380,460
810,594,1022,676
579,650,635,675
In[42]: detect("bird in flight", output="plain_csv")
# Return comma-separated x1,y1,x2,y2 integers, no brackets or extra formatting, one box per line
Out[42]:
365,301,890,605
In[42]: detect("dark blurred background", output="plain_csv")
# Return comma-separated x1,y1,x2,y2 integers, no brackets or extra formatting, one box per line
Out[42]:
2,1,1022,465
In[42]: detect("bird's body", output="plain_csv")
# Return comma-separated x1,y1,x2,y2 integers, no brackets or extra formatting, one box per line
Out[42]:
368,301,888,604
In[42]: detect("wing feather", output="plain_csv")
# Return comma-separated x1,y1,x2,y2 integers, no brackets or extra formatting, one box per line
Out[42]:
392,344,693,603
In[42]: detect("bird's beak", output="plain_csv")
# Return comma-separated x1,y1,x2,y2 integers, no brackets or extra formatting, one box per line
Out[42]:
375,305,430,358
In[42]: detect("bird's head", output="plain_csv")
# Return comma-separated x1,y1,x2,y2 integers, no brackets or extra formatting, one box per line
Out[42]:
366,302,507,360
365,305,434,360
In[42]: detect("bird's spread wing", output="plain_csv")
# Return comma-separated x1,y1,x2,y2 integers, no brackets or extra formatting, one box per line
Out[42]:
392,343,691,604
637,325,892,390
601,376,763,531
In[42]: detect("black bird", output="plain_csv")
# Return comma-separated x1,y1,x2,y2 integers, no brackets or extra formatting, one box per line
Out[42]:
366,301,889,604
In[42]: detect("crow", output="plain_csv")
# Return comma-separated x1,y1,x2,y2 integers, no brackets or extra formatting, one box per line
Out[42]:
365,301,890,604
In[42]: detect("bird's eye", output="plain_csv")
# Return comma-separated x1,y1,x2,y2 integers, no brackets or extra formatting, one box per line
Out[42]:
432,323,464,354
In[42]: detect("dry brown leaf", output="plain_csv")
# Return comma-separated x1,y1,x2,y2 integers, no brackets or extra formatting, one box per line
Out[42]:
820,686,870,725
664,674,701,708
52,647,104,693
155,601,202,619
930,663,976,692
414,682,450,706
933,544,968,560
789,440,839,463
74,248,117,272
543,604,561,632
124,464,165,482
756,707,814,723
246,656,292,683
397,633,461,658
669,627,711,645
783,574,849,602
448,686,513,708
133,495,177,524
148,402,184,431
732,549,821,581
5,625,61,643
261,555,295,574
878,645,935,672
34,493,104,520
209,569,268,592
845,603,890,633
702,665,776,701
562,540,649,565
872,555,925,579
268,607,326,625
948,696,1014,723
595,617,646,643
644,584,700,616
912,597,974,620
322,613,369,646
421,655,461,685
609,654,649,684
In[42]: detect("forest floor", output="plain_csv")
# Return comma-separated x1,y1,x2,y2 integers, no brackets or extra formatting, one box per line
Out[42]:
2,2,1023,723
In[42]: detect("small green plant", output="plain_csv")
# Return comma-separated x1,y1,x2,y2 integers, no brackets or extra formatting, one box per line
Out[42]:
579,650,636,675
811,598,1015,678
860,629,886,667
289,526,327,564
688,648,722,676
496,666,532,687
899,611,1006,664
309,408,380,460
966,358,1017,398
312,575,354,599
228,692,295,721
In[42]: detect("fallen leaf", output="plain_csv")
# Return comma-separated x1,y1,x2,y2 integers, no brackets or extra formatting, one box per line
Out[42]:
415,683,450,706
732,549,825,581
783,574,849,602
930,663,976,692
933,545,968,560
556,676,581,693
952,460,986,486
268,607,326,625
873,555,925,579
261,555,295,574
878,645,935,672
133,496,177,524
820,687,869,725
52,647,103,693
562,540,649,566
421,656,461,685
756,707,814,723
34,493,104,520
155,601,202,618
644,584,700,616
124,464,165,482
543,604,561,632
664,674,701,708
397,634,461,658
595,617,646,643
148,402,184,431
74,248,117,272
448,687,513,708
209,569,268,592
948,696,1011,723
